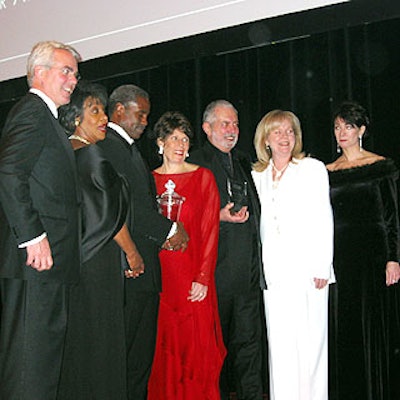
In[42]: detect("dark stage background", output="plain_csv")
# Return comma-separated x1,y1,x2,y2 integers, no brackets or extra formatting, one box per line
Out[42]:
1,0,399,167
0,2,398,397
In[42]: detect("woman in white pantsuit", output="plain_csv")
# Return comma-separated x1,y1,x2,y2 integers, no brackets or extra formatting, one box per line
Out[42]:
252,110,335,400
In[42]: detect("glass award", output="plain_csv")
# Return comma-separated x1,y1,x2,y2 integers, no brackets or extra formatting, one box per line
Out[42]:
157,179,185,222
227,178,248,214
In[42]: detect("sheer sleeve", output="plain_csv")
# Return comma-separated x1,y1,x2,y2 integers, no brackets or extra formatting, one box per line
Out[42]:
194,168,220,286
77,145,128,262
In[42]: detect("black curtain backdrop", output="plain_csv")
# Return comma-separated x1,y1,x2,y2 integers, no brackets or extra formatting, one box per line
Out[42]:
0,3,399,397
1,1,399,168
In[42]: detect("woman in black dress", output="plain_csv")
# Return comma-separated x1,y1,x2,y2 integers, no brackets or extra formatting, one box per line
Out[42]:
58,82,143,399
326,101,400,400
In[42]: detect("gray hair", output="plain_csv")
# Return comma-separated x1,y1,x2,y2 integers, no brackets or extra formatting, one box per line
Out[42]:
202,100,237,124
108,84,150,115
26,41,81,87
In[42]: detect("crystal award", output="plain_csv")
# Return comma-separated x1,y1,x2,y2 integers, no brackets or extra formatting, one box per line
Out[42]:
227,178,248,214
156,179,185,222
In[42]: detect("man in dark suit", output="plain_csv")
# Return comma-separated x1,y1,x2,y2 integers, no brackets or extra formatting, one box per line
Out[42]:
97,84,189,400
0,41,82,399
188,100,267,400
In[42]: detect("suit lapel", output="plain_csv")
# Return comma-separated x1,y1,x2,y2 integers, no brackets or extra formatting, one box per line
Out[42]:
31,94,77,177
203,142,231,205
52,116,76,172
50,111,80,201
130,142,151,183
31,95,80,201
107,128,155,194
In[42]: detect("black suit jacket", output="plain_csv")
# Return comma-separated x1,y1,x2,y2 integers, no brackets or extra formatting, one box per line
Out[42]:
97,127,172,293
0,93,81,283
189,140,266,293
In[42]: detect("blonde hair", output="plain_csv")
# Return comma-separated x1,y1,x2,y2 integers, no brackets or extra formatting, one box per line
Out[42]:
27,41,81,87
253,109,304,172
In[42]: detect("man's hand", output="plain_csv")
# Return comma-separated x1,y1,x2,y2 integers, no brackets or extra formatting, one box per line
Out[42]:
26,237,53,271
220,203,249,223
163,221,189,252
125,250,145,279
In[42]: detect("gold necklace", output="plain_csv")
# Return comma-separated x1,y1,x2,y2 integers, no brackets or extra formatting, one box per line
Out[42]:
68,134,91,145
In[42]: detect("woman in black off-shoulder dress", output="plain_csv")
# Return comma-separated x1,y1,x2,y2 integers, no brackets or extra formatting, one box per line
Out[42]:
58,82,144,399
327,101,400,400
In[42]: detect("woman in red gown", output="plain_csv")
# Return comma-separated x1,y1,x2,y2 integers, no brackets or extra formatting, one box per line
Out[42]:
148,111,226,400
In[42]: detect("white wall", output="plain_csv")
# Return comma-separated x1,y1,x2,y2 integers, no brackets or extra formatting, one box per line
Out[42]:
0,0,347,82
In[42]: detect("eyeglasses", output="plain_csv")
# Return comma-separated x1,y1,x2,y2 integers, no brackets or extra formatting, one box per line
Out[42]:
46,65,81,81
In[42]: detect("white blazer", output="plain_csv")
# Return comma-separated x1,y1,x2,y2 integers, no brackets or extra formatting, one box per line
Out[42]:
252,157,335,288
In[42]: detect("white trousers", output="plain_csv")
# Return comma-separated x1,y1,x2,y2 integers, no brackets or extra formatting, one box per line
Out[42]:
264,285,329,400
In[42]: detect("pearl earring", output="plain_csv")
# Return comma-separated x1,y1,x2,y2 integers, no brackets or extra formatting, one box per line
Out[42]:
359,136,363,151
337,143,341,153
75,119,80,127
185,152,189,158
158,146,164,155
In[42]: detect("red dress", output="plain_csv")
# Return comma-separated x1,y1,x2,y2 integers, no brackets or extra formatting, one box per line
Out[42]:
148,167,226,400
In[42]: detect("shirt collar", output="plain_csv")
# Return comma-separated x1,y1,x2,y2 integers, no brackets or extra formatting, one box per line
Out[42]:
108,122,134,145
206,139,234,157
29,88,58,118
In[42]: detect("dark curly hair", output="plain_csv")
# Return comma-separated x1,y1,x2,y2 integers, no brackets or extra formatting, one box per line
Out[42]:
153,111,194,142
333,101,370,130
59,81,108,135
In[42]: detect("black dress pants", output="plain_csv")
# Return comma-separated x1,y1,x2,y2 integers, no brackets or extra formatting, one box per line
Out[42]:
124,287,160,400
0,278,68,400
218,289,264,400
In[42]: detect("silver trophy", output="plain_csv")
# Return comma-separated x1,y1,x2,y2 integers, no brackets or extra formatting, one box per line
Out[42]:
157,179,185,222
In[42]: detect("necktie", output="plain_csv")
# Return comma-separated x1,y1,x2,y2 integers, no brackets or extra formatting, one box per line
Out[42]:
221,152,234,178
